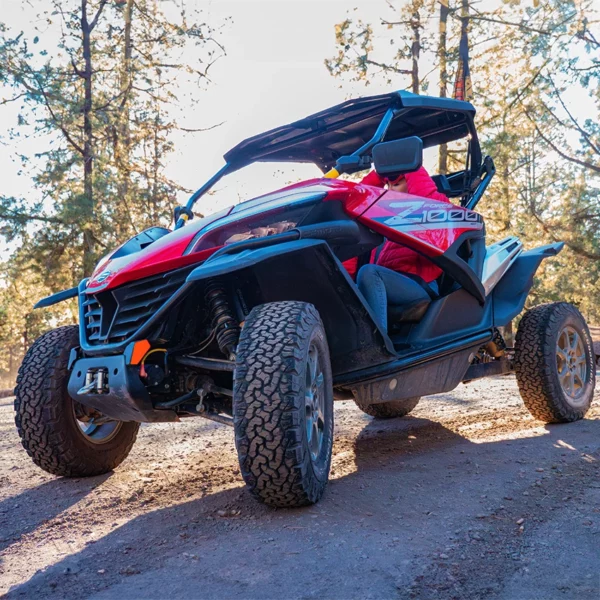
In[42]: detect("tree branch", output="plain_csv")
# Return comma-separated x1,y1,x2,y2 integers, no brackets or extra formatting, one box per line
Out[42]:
18,65,85,156
179,121,224,133
364,59,412,74
0,209,64,225
70,56,85,78
461,7,578,38
548,79,600,156
522,108,600,174
89,0,109,31
0,92,27,105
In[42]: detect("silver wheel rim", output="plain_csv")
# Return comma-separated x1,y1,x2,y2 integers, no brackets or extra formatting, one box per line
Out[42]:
556,326,589,407
73,402,122,444
305,343,325,462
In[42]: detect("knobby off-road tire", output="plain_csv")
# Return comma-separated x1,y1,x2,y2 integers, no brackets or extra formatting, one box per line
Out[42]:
515,303,595,423
233,301,334,507
355,396,421,419
14,325,139,477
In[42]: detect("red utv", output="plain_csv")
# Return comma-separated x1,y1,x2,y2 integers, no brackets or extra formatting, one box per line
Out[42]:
15,92,596,507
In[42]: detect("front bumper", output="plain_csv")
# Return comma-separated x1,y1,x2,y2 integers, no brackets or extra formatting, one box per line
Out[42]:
68,355,177,423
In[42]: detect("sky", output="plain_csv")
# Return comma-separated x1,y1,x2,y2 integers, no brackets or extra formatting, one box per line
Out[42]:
159,0,407,212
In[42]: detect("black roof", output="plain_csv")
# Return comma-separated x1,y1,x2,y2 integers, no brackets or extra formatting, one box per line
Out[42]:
224,91,479,172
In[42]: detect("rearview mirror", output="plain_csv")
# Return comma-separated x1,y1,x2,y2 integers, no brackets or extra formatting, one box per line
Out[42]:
372,137,423,180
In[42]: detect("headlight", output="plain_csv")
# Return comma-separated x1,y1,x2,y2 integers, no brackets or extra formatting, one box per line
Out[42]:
187,190,325,253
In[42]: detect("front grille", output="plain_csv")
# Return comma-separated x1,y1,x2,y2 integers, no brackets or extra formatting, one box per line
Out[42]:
82,295,105,343
83,266,193,345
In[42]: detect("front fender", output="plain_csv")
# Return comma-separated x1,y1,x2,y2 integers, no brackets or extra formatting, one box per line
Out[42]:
187,239,396,377
492,241,564,327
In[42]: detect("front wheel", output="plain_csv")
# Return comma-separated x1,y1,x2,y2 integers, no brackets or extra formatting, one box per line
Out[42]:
14,326,139,477
233,302,334,507
514,303,595,423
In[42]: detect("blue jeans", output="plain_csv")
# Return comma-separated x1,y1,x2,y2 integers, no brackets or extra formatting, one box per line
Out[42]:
357,265,437,331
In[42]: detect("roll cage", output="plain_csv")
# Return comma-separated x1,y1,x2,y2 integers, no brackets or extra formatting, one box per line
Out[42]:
175,91,495,230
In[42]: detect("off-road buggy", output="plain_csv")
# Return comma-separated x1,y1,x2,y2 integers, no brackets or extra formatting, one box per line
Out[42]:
15,91,596,507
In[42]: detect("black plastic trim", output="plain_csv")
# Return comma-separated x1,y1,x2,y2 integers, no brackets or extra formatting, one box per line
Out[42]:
492,242,564,327
433,230,486,303
78,278,194,356
67,355,177,423
462,358,513,382
34,286,78,309
333,330,492,387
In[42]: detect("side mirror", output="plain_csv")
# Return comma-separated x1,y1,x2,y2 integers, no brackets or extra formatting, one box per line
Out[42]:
372,136,423,180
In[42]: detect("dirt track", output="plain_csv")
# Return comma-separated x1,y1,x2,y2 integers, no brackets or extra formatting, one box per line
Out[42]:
1,375,599,599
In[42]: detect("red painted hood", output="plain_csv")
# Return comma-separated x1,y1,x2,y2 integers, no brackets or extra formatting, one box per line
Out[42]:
86,178,382,293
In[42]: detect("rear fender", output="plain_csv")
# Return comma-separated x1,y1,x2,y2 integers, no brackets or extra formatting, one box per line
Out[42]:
187,239,396,376
492,242,564,327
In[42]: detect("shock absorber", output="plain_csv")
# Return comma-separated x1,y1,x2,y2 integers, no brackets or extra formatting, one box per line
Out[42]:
205,279,240,360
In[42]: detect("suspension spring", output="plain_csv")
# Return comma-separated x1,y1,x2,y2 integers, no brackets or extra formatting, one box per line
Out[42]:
205,279,240,360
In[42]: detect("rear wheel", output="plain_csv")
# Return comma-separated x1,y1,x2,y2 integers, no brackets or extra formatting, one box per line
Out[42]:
515,303,595,423
233,301,334,507
14,326,139,477
355,396,421,419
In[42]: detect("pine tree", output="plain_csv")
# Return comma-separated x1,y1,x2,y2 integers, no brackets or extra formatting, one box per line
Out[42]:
0,0,227,377
0,0,226,276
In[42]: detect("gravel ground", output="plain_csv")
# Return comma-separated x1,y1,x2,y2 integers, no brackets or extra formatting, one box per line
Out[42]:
1,375,599,599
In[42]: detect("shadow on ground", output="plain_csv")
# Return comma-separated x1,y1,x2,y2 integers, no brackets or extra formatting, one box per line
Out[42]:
5,413,599,599
0,475,112,554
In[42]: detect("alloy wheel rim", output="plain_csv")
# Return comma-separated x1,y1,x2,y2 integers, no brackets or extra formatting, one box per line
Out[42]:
556,326,589,406
305,343,325,462
73,401,122,444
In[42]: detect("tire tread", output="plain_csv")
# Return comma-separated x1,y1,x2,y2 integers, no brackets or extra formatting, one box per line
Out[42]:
234,301,333,507
514,302,595,423
14,325,139,477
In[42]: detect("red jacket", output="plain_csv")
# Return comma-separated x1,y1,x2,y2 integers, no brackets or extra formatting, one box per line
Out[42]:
344,167,450,282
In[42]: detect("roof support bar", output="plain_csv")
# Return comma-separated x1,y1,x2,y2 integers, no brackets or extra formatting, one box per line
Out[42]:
325,107,397,178
175,162,234,230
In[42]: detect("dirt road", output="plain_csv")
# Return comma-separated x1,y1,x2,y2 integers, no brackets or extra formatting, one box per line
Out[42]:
1,375,599,599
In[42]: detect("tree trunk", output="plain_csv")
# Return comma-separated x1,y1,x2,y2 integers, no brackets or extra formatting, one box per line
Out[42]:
80,0,108,275
23,316,29,356
460,0,469,40
438,0,449,173
81,0,95,275
115,0,135,238
410,10,421,94
460,0,470,85
151,106,161,223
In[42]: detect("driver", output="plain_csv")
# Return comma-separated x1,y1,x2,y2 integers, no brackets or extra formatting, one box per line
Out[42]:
344,166,452,330
363,166,450,285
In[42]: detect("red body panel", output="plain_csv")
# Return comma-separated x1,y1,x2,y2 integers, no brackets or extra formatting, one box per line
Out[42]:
85,178,481,293
358,190,483,257
87,179,384,293
87,208,233,293
265,177,385,213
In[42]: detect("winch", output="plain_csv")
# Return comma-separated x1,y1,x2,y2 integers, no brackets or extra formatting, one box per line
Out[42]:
77,368,109,395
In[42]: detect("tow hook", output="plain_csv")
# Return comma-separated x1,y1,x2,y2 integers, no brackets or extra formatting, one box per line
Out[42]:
77,368,109,395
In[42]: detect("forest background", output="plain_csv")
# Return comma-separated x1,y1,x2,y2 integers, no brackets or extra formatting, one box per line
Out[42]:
0,0,598,386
